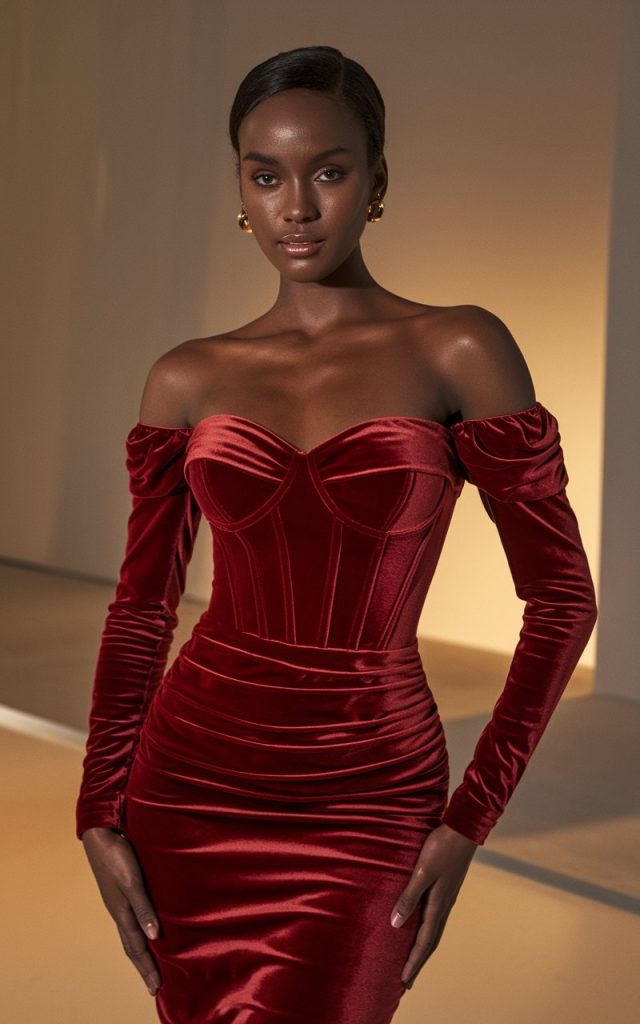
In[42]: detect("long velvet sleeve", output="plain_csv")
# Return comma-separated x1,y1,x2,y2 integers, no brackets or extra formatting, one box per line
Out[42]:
440,402,598,845
75,423,201,840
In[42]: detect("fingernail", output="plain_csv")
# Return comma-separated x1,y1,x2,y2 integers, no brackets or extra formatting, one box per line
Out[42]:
391,911,404,928
147,984,157,996
146,922,158,939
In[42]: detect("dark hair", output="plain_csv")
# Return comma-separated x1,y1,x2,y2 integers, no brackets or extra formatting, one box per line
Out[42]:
228,45,385,173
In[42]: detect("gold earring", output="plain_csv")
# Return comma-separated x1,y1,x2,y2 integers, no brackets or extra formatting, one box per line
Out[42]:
238,207,253,232
367,192,385,222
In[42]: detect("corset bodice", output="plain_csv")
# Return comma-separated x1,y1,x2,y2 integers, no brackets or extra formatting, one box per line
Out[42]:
182,414,466,649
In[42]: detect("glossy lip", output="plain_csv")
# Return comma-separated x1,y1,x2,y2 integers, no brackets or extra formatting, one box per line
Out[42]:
278,240,324,257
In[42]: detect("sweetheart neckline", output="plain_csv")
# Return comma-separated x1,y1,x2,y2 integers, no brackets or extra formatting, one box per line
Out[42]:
187,412,454,456
131,401,543,457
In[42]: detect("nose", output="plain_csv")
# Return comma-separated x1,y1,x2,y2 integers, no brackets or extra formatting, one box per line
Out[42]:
281,182,319,224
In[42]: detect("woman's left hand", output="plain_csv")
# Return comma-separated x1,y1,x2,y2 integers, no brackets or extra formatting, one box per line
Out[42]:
390,823,479,988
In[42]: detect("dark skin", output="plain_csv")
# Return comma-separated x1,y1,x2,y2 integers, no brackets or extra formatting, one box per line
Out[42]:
82,86,536,997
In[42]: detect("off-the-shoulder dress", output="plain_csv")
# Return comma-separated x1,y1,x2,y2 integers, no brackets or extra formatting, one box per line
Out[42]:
76,400,597,1024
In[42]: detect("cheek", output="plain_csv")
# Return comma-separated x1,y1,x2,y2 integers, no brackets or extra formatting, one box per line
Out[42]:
337,201,370,246
242,190,276,220
321,192,369,241
329,180,368,214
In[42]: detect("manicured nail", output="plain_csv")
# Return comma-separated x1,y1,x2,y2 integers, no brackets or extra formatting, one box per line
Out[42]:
147,984,157,996
391,911,404,928
146,922,158,939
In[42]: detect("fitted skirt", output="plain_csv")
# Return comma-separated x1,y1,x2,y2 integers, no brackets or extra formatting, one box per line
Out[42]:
123,617,450,1024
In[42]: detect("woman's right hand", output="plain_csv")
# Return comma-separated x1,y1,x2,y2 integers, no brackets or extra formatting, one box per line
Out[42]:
81,826,161,997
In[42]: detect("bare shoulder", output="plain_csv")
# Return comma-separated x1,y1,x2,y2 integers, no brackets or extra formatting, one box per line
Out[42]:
137,322,277,426
137,336,212,427
430,304,537,420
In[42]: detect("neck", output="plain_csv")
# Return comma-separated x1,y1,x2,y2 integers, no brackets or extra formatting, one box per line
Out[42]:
270,245,383,336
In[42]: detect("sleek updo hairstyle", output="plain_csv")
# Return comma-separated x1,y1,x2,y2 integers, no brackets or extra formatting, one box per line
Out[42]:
228,45,386,174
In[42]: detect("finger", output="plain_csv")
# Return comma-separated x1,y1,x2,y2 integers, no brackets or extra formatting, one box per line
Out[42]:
402,904,451,987
128,888,161,942
400,898,443,983
116,847,161,941
117,907,162,995
390,860,432,928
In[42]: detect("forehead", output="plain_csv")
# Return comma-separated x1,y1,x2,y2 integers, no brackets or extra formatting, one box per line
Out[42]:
238,88,363,154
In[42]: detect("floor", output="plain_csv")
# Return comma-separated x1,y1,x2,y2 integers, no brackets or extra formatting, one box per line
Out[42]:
1,560,638,1023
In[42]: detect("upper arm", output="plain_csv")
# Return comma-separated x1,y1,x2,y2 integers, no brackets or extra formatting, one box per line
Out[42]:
444,305,536,421
138,342,197,427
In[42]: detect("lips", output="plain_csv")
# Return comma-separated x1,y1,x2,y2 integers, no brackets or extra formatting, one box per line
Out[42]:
278,238,325,258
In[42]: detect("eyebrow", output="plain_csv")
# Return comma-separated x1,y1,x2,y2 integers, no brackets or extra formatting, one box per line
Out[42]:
241,146,351,166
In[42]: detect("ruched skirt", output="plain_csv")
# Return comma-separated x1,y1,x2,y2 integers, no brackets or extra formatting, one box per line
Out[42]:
123,618,450,1024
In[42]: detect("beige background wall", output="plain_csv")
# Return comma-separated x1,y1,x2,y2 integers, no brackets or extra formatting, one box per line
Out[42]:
594,0,640,701
2,0,620,673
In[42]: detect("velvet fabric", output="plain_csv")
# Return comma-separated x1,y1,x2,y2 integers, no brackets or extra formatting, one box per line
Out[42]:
75,400,597,1023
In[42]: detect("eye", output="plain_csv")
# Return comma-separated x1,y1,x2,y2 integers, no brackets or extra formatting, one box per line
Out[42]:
316,167,345,181
253,172,278,187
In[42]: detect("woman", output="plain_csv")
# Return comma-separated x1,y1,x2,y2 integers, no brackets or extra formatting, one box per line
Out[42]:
76,45,598,1023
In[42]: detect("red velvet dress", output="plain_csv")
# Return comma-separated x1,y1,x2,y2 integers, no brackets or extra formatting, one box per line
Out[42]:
75,401,597,1024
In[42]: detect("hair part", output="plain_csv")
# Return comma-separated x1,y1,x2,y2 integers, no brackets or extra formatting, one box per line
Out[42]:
228,45,386,176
